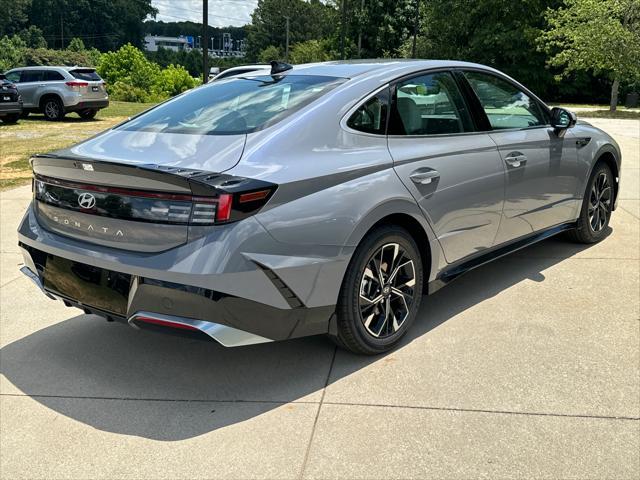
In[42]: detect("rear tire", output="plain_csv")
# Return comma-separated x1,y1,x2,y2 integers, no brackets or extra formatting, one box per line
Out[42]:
78,109,97,120
20,111,29,118
566,162,614,244
42,97,65,121
333,225,423,355
1,113,20,124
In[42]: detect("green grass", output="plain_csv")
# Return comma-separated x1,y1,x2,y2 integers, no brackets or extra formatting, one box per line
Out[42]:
577,109,640,119
0,101,157,191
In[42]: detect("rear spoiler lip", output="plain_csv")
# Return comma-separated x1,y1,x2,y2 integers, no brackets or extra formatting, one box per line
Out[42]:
30,153,277,197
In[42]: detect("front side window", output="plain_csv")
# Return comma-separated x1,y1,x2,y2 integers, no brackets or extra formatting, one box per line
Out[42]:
20,70,44,83
463,71,548,129
119,75,345,135
389,72,474,135
347,89,388,135
5,71,20,83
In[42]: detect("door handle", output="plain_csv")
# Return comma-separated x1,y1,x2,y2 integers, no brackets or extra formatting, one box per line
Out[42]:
504,153,527,168
409,169,440,185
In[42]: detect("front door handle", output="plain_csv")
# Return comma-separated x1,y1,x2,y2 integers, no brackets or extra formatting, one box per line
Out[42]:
409,169,440,185
505,152,527,168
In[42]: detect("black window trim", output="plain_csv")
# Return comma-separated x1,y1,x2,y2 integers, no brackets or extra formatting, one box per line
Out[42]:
455,67,553,133
341,84,392,137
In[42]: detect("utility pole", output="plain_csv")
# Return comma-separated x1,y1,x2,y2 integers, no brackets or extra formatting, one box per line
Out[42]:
202,0,209,84
340,0,346,59
357,0,364,58
412,0,420,58
285,16,290,62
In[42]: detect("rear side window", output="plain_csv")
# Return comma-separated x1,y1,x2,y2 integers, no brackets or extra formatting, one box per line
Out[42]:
44,71,65,81
463,71,549,129
70,69,102,81
347,89,389,135
389,72,474,136
120,75,346,135
20,70,44,83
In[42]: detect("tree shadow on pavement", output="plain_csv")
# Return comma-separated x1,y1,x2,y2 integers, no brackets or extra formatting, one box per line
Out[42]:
0,234,605,441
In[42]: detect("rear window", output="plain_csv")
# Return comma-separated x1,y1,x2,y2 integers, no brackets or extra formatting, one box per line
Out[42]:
118,75,345,135
70,69,102,81
44,71,65,81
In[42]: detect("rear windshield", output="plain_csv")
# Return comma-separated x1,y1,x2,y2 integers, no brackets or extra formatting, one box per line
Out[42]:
118,75,345,135
70,69,101,81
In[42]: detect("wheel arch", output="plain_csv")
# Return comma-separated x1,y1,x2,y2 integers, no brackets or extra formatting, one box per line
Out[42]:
38,92,63,111
345,200,440,294
591,145,620,210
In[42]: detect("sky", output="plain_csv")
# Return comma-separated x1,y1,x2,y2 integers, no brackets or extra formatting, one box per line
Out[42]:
151,0,259,27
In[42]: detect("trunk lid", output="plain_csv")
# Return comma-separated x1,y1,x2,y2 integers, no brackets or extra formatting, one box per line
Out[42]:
31,140,247,253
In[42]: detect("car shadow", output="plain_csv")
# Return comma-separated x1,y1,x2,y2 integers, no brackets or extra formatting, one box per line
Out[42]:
19,114,104,123
0,234,605,441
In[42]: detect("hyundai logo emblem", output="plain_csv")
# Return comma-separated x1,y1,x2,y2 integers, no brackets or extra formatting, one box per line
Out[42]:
78,192,96,209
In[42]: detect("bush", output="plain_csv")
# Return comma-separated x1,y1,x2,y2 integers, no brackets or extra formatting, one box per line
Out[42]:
98,43,161,92
154,64,198,97
258,45,282,64
289,39,332,64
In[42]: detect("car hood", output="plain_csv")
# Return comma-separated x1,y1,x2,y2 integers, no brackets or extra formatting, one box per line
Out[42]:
64,129,247,173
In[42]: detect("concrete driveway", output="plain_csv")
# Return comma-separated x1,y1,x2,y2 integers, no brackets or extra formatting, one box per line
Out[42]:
1,118,638,479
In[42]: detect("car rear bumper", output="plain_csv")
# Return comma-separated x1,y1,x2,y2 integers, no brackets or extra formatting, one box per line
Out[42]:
17,202,347,345
0,102,23,114
66,99,109,111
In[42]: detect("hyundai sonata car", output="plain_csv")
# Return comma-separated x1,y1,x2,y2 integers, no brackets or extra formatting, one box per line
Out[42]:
18,60,621,354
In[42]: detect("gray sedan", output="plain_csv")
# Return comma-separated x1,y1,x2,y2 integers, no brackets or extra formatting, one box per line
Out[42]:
18,60,621,354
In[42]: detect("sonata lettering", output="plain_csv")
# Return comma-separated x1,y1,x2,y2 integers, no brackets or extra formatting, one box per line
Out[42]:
50,216,125,237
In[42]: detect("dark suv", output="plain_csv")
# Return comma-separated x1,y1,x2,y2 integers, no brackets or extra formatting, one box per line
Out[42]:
0,73,23,124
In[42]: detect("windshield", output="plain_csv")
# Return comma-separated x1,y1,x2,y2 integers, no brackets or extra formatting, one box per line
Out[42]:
70,69,102,81
118,75,345,136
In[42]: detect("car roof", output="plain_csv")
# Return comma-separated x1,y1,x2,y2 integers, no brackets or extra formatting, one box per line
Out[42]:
280,59,497,80
8,66,94,71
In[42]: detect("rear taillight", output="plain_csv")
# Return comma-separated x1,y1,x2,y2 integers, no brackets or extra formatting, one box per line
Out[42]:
33,175,276,227
65,81,88,91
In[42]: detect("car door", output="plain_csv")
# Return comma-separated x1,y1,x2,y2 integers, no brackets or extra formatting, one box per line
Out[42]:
388,70,505,264
461,70,580,244
16,70,45,108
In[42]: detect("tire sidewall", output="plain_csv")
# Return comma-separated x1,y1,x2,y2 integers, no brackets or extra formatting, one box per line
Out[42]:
579,163,614,242
340,227,423,352
43,98,63,121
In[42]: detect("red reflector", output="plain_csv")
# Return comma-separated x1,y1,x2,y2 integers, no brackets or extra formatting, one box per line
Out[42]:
135,317,199,331
65,81,88,87
216,193,233,222
239,189,271,203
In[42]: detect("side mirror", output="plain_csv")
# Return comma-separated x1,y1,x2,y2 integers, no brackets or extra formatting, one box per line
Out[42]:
551,107,577,135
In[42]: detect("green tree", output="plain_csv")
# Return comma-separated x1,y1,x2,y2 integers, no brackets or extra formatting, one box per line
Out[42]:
0,0,31,37
246,0,337,61
66,37,85,52
289,39,332,63
0,36,26,71
540,0,640,110
154,64,197,97
18,25,47,48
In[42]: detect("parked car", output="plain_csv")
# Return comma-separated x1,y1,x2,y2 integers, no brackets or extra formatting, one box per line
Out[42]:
4,66,108,121
209,64,270,82
0,73,23,124
18,60,621,354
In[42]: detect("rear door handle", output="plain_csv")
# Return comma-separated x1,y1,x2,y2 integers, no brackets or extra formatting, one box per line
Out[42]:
409,169,440,185
504,152,527,168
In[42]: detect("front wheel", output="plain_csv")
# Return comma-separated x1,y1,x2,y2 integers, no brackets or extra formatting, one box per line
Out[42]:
567,162,614,243
333,225,423,355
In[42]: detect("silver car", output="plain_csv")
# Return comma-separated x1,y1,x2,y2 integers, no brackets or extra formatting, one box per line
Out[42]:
18,60,621,354
5,66,109,121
